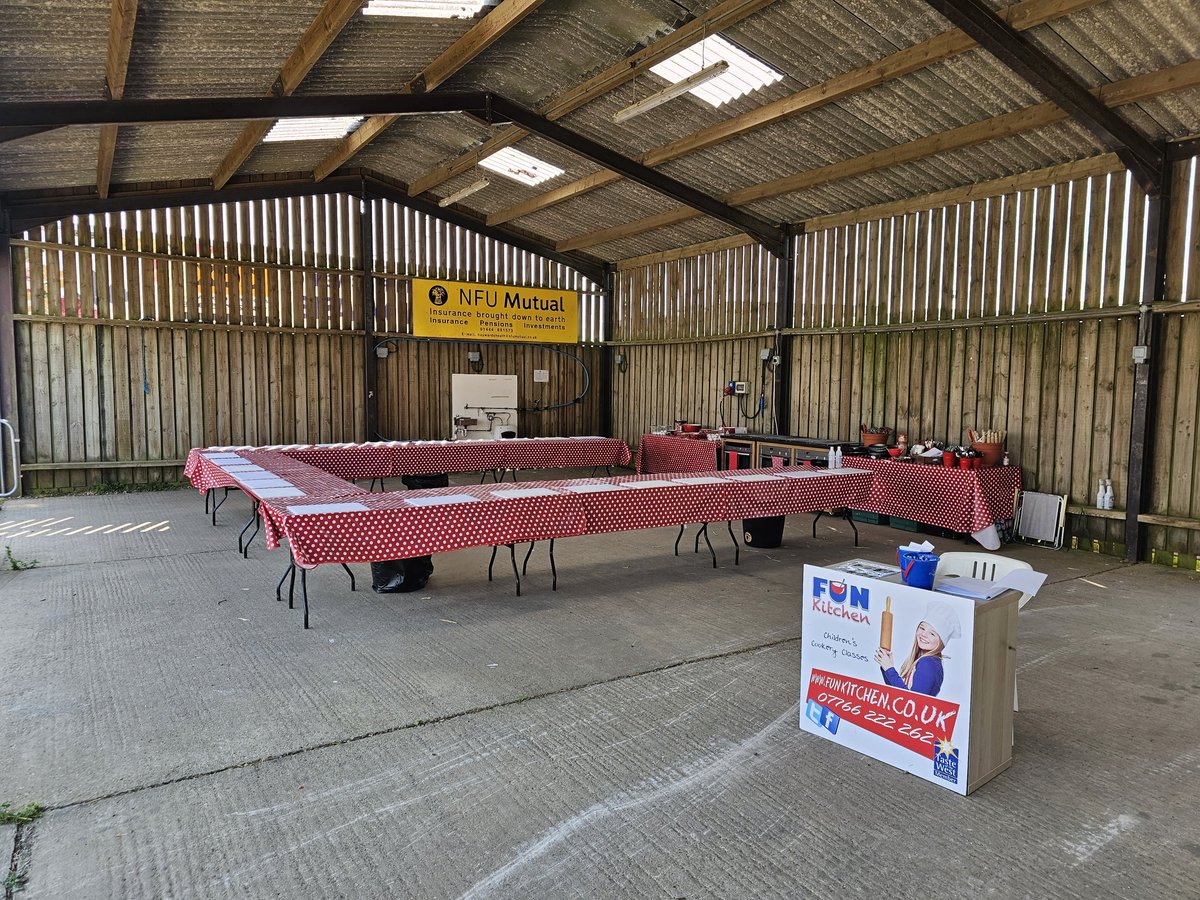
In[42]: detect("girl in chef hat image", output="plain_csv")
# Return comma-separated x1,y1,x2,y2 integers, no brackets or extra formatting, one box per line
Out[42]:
873,600,961,697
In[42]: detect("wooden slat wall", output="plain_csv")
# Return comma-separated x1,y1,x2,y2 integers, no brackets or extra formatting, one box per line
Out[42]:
789,161,1199,558
612,160,1200,561
11,195,603,490
610,239,780,444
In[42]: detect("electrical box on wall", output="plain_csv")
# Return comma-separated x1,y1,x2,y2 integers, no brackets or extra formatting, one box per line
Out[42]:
734,381,749,395
450,374,518,440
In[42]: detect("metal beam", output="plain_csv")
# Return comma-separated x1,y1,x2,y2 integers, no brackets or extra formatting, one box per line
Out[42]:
773,231,795,435
0,125,65,145
360,175,608,283
919,0,1163,193
486,96,788,256
360,194,378,442
1124,167,1173,562
598,267,615,438
0,232,19,497
0,93,490,128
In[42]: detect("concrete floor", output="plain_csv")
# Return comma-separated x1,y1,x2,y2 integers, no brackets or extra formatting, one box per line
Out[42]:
0,476,1197,899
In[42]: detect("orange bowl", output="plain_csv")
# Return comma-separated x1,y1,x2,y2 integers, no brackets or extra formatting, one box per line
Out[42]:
887,447,903,457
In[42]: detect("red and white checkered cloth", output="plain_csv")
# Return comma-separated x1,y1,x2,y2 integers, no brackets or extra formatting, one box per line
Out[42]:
846,456,1022,533
634,434,719,474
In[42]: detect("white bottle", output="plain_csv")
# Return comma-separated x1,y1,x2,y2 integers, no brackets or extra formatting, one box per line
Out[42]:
1096,479,1106,509
832,445,842,468
1103,479,1114,509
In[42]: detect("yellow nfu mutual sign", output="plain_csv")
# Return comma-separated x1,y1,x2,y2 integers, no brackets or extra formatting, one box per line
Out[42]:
411,278,579,344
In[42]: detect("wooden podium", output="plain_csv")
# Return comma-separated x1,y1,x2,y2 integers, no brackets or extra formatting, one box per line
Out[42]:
800,565,1020,795
965,589,1019,793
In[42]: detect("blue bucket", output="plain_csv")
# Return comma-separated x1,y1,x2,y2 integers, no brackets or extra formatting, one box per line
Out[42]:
897,549,939,590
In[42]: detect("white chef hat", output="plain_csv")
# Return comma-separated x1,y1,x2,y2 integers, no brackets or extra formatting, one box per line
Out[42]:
922,600,962,644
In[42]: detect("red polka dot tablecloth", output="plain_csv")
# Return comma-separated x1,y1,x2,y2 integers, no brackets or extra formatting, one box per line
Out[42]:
259,484,589,567
845,456,1022,533
184,437,632,494
250,467,871,568
634,434,720,474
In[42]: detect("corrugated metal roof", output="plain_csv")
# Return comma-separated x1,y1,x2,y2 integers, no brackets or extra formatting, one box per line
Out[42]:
0,0,1196,262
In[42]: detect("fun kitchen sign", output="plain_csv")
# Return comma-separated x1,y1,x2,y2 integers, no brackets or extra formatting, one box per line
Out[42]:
411,278,580,344
800,565,978,794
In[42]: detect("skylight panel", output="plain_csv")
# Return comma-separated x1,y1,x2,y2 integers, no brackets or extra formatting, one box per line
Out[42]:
478,147,564,187
649,34,782,108
263,117,363,142
362,0,491,18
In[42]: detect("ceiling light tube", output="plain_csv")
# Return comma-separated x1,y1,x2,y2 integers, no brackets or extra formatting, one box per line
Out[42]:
438,177,490,207
613,60,729,125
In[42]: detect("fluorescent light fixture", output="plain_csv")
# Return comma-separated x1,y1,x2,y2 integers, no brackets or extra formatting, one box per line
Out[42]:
648,34,783,109
438,177,491,207
478,147,564,187
263,116,363,142
613,60,729,124
363,0,490,18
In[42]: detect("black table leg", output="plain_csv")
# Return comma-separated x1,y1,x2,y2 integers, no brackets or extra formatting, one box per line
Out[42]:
509,543,521,597
204,488,212,514
211,487,232,526
301,566,310,629
245,506,261,557
340,563,356,591
522,541,535,575
488,545,498,581
726,520,740,566
276,561,294,601
699,523,717,568
238,504,256,554
674,524,685,556
287,560,297,609
549,538,557,591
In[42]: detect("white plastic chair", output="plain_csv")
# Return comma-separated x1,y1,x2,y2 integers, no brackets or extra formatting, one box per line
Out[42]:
935,551,1033,712
935,551,1033,606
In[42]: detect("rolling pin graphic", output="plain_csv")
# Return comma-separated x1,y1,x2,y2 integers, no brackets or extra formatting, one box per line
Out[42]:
880,597,893,651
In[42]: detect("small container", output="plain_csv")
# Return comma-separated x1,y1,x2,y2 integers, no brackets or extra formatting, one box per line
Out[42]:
943,450,955,467
959,455,972,469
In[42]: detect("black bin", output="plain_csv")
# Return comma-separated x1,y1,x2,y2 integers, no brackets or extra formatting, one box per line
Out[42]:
371,472,451,593
742,515,785,548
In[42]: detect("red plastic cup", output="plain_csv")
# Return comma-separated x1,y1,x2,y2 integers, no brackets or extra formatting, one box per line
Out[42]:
973,457,982,469
942,451,955,467
959,456,971,469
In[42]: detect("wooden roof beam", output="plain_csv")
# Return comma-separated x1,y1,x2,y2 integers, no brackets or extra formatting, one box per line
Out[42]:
407,0,775,199
97,0,138,200
920,0,1164,193
211,0,367,190
488,0,1102,227
555,59,1200,252
311,0,547,183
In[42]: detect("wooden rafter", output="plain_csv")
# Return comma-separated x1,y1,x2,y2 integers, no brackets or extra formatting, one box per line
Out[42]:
211,0,366,190
311,0,547,183
487,0,1102,226
554,59,1200,252
97,0,138,200
920,0,1164,192
406,0,775,198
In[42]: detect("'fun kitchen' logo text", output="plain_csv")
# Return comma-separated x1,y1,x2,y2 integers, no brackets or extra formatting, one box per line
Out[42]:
811,577,871,624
